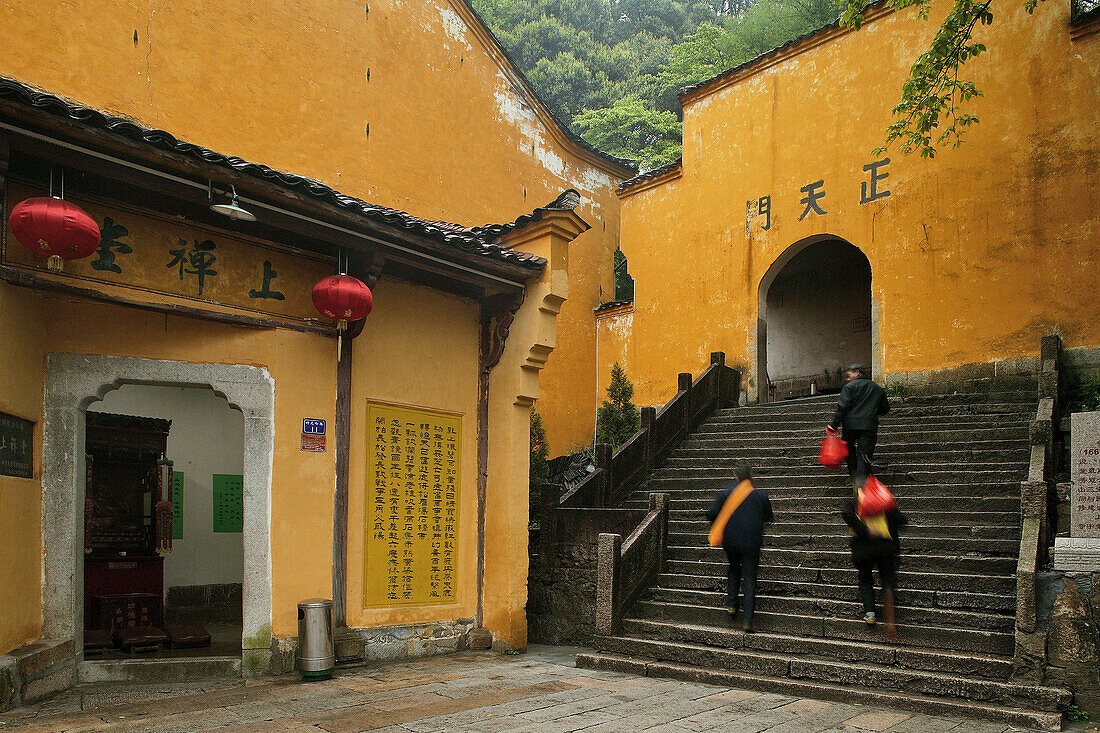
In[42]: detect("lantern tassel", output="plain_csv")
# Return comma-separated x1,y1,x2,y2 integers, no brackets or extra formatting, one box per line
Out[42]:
47,255,63,272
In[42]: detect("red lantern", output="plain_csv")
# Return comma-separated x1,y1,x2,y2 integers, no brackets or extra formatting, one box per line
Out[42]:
311,274,373,330
8,197,101,271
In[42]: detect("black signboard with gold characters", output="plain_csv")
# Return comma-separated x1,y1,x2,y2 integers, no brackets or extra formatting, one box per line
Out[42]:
0,412,33,479
2,181,336,326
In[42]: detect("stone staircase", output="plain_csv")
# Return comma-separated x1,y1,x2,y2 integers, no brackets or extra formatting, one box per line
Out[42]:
576,392,1072,730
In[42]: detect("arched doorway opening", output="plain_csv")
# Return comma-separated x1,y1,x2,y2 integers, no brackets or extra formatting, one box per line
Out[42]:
756,236,873,402
42,353,274,679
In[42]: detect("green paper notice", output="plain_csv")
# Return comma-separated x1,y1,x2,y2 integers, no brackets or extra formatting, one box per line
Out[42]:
172,471,184,539
212,473,244,533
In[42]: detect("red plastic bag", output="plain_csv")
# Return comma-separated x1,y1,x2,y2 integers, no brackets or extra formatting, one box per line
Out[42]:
819,427,848,469
858,475,897,518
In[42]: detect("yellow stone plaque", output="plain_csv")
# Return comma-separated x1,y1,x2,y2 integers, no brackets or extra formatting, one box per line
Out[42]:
2,181,334,326
364,402,461,607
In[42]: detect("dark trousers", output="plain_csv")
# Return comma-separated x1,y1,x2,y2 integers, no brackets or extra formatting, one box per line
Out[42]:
854,549,898,613
723,545,760,622
844,428,878,482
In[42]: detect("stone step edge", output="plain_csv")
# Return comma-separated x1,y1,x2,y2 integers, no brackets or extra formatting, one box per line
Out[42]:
621,617,1015,673
635,600,1014,642
592,633,1062,707
662,562,1018,581
652,576,1015,605
573,653,1064,731
640,591,1016,624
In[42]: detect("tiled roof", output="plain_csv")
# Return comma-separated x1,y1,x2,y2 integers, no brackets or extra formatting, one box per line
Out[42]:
594,298,633,314
617,157,682,195
0,76,591,272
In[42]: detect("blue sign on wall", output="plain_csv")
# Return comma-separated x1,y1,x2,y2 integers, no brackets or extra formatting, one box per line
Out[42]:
302,418,327,435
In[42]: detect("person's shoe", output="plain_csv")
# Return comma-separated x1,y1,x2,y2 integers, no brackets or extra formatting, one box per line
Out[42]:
863,612,876,626
727,606,739,619
742,622,754,633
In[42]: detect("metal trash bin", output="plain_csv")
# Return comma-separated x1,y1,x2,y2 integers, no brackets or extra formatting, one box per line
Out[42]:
297,598,335,680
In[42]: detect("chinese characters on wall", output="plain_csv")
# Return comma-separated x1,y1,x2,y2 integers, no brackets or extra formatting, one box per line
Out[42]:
746,158,891,234
1071,412,1100,538
2,182,332,325
365,403,461,608
0,412,33,479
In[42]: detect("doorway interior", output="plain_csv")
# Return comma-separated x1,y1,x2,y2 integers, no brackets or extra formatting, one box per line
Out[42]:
82,385,244,660
757,237,873,402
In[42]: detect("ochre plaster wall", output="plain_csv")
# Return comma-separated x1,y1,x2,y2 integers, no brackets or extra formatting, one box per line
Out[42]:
0,0,624,455
0,285,45,654
596,308,636,409
618,0,1099,406
346,279,481,630
0,285,334,650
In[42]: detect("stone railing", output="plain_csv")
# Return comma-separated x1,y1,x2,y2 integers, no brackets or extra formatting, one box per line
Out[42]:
596,493,670,635
561,352,740,508
1013,334,1062,680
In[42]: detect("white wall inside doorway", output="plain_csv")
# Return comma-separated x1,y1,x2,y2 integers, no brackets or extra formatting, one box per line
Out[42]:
88,385,244,592
765,240,872,383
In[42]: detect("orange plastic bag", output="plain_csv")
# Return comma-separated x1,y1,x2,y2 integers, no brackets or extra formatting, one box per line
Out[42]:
858,475,897,518
819,427,848,469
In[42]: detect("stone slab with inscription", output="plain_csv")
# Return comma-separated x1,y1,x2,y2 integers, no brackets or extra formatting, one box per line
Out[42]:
1071,411,1100,538
1054,411,1100,572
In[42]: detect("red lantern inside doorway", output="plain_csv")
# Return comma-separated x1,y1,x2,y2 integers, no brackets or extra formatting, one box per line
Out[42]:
312,274,373,358
8,197,101,271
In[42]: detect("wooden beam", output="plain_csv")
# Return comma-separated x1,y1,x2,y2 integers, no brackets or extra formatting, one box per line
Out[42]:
0,265,335,336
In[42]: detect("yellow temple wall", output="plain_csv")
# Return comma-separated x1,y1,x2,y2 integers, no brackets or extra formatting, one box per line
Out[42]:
617,0,1099,406
0,0,627,455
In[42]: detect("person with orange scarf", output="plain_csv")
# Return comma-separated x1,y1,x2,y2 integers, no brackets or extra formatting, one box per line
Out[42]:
706,464,773,632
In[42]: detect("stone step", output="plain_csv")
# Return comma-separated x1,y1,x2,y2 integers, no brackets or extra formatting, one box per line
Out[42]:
664,546,1017,574
663,450,1029,466
650,465,1027,481
705,410,1033,427
673,440,1029,459
620,618,1016,679
632,495,1021,513
669,519,1020,540
683,427,1028,447
662,562,1017,594
655,574,1016,612
584,634,1067,712
664,509,1021,527
664,531,1019,555
644,472,1026,490
575,652,1063,731
655,482,1021,497
76,655,242,684
632,599,1014,655
689,423,1030,438
642,587,1014,631
714,395,1036,416
701,417,1032,434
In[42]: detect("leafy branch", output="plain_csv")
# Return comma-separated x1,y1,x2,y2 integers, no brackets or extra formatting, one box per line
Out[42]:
841,0,1046,158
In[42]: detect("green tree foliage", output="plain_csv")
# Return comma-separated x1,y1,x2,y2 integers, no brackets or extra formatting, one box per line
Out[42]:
613,248,635,300
596,363,641,448
841,0,1047,157
472,0,839,169
573,98,682,166
530,409,550,488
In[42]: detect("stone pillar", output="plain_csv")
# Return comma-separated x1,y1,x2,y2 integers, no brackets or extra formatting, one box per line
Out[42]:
596,533,622,635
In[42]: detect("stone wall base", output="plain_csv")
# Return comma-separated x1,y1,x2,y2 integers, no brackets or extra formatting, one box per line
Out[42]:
0,639,74,713
884,357,1038,395
269,618,484,675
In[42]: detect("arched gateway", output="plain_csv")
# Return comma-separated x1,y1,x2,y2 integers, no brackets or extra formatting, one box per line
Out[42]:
756,236,874,402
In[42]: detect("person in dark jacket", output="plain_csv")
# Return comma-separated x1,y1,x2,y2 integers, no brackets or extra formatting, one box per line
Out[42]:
841,488,908,640
705,464,773,633
827,365,890,483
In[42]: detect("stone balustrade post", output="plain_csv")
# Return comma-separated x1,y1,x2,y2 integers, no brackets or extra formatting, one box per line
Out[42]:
596,533,622,635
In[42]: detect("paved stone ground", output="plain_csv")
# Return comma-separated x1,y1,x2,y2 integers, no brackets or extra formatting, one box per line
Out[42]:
0,646,1089,733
